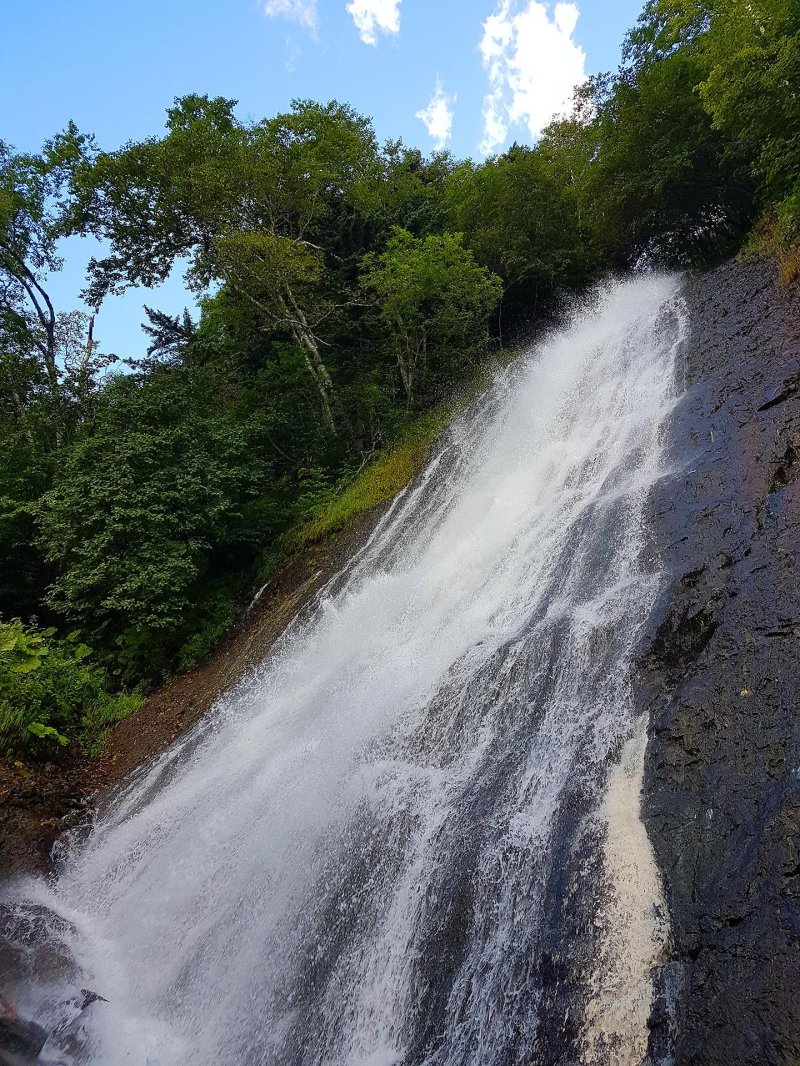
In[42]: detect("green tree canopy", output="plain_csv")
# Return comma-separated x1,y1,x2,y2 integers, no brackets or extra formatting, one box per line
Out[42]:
37,367,268,678
78,96,385,432
362,229,502,406
0,125,102,447
445,143,592,334
698,0,800,240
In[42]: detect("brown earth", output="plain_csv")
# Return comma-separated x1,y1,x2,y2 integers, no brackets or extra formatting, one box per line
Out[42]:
0,507,388,879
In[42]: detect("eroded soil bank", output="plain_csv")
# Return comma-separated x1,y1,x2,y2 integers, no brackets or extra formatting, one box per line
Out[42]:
640,258,800,1064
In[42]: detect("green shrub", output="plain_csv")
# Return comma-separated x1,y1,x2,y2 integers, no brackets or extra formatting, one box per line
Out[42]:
175,582,239,673
0,620,141,760
36,371,267,684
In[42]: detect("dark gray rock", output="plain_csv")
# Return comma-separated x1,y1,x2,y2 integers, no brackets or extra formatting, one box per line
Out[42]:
640,258,800,1064
0,1013,48,1064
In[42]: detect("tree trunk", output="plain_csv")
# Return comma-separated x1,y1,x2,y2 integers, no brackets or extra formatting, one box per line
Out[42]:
223,272,338,435
396,350,413,407
7,386,35,447
289,318,337,434
282,291,337,434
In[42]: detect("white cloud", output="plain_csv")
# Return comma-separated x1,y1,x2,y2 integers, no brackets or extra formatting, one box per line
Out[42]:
264,0,318,35
346,0,401,45
415,77,456,151
284,35,302,71
479,1,586,154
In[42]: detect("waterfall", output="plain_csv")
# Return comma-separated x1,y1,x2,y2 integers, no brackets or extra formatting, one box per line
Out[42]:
3,275,685,1066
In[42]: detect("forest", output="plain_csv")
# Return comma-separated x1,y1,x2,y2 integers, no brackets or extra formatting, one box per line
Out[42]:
1,0,797,760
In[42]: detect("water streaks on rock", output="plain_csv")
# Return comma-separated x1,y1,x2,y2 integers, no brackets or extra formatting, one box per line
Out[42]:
640,258,800,1065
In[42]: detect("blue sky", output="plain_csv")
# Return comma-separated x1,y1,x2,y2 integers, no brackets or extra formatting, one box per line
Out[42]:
1,0,643,359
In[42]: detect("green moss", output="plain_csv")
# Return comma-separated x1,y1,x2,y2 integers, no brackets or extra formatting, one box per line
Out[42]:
291,360,508,550
294,406,451,546
741,213,800,287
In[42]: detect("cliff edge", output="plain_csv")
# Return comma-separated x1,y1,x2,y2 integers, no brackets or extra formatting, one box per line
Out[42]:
641,257,800,1064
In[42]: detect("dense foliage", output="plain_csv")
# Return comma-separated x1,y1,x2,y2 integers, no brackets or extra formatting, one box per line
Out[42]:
1,0,796,759
0,620,141,757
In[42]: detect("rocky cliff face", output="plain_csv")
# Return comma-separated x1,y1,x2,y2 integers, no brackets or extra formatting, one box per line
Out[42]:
640,258,800,1064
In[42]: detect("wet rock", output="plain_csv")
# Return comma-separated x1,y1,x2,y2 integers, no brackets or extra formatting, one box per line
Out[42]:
0,1014,48,1065
639,258,800,1064
0,902,80,993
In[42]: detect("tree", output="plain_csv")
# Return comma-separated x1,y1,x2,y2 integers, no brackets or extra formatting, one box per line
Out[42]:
377,141,455,238
78,96,384,433
37,367,268,679
362,229,501,406
697,0,800,240
0,126,101,447
586,19,753,264
139,306,197,369
445,143,590,335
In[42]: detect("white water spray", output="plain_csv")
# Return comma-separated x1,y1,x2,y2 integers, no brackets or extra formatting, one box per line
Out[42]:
4,275,684,1065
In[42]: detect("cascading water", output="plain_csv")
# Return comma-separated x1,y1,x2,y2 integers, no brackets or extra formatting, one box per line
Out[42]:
3,275,685,1066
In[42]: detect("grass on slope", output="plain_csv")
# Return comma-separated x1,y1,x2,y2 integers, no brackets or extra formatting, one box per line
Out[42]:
294,405,452,547
289,358,510,551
